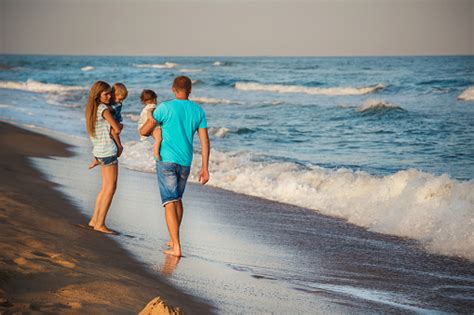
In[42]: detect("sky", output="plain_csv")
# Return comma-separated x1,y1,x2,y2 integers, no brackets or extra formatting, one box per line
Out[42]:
1,0,473,56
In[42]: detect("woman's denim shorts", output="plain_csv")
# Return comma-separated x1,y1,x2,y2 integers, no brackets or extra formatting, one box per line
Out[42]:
156,161,191,206
95,155,118,166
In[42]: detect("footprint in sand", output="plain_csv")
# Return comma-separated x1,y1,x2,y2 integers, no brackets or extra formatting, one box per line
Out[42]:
13,256,45,272
31,251,76,269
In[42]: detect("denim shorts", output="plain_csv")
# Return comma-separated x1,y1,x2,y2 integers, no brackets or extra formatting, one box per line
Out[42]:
156,161,191,206
95,155,118,166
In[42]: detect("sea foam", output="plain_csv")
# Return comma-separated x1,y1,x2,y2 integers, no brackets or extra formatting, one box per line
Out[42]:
235,82,385,96
0,79,85,93
133,62,177,69
120,143,474,261
191,97,240,105
179,68,203,73
81,66,94,71
458,86,474,101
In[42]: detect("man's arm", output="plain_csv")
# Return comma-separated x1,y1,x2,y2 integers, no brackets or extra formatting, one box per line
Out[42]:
140,110,157,137
197,128,210,185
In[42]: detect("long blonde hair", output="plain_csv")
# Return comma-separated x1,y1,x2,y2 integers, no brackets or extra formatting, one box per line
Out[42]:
85,81,111,136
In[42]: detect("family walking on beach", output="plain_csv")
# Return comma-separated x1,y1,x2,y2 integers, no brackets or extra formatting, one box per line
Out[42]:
84,76,210,257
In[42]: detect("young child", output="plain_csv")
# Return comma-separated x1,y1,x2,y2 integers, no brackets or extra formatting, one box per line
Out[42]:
138,89,162,160
89,82,128,169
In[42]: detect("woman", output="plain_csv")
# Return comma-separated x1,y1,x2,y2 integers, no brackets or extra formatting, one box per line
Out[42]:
85,81,121,234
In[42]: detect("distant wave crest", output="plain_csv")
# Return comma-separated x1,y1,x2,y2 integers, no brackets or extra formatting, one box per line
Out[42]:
81,66,94,71
235,82,385,96
120,144,474,261
191,97,240,105
179,68,203,73
0,79,85,93
133,62,177,69
458,86,474,101
357,99,403,112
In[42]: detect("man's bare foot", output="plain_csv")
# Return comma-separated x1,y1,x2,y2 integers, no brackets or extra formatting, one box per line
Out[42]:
164,247,181,257
88,159,99,169
166,241,173,247
93,225,117,235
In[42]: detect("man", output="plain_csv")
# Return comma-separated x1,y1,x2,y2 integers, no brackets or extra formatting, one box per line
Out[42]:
140,76,210,257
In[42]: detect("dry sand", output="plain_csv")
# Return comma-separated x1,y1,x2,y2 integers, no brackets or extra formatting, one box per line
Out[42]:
0,122,211,314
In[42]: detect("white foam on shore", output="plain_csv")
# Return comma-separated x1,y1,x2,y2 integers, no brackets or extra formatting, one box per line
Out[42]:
0,79,85,93
357,99,403,112
133,62,177,69
81,66,94,71
123,113,141,122
120,143,474,261
191,97,240,105
235,82,385,96
458,86,474,101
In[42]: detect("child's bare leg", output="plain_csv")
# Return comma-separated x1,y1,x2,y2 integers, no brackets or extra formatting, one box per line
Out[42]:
111,129,123,157
152,128,162,160
88,157,99,169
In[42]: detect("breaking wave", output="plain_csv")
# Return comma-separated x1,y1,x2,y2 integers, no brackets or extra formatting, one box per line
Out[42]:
191,97,240,105
458,86,474,101
235,82,385,96
120,143,474,261
0,79,85,93
209,127,230,138
133,62,177,69
179,68,203,73
357,99,404,112
81,66,94,71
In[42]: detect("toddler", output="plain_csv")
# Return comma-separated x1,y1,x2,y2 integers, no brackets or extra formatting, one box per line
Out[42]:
138,89,162,160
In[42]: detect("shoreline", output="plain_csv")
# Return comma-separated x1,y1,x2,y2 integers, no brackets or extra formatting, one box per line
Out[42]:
0,122,211,314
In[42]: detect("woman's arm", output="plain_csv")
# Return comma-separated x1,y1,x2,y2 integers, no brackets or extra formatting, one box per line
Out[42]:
102,109,122,134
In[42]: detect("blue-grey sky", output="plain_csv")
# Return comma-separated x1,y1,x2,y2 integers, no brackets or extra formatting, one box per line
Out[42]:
1,0,473,56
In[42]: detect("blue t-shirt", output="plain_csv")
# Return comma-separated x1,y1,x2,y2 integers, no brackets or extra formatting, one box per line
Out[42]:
152,99,207,166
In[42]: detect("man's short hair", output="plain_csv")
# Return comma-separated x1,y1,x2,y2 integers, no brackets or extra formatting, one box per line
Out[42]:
112,82,128,97
173,76,192,94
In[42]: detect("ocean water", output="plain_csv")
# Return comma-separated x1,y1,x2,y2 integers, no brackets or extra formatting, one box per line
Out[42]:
1,55,473,261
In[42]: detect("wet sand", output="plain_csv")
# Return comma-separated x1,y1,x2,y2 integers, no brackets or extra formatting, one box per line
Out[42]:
28,126,474,314
0,122,211,314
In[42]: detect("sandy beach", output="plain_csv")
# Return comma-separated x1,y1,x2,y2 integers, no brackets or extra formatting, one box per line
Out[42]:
0,122,211,314
26,127,474,313
1,121,473,314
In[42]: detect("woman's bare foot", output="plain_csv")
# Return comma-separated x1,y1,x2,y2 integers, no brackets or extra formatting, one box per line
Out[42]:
166,241,173,247
93,225,117,235
164,246,181,257
88,159,99,169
